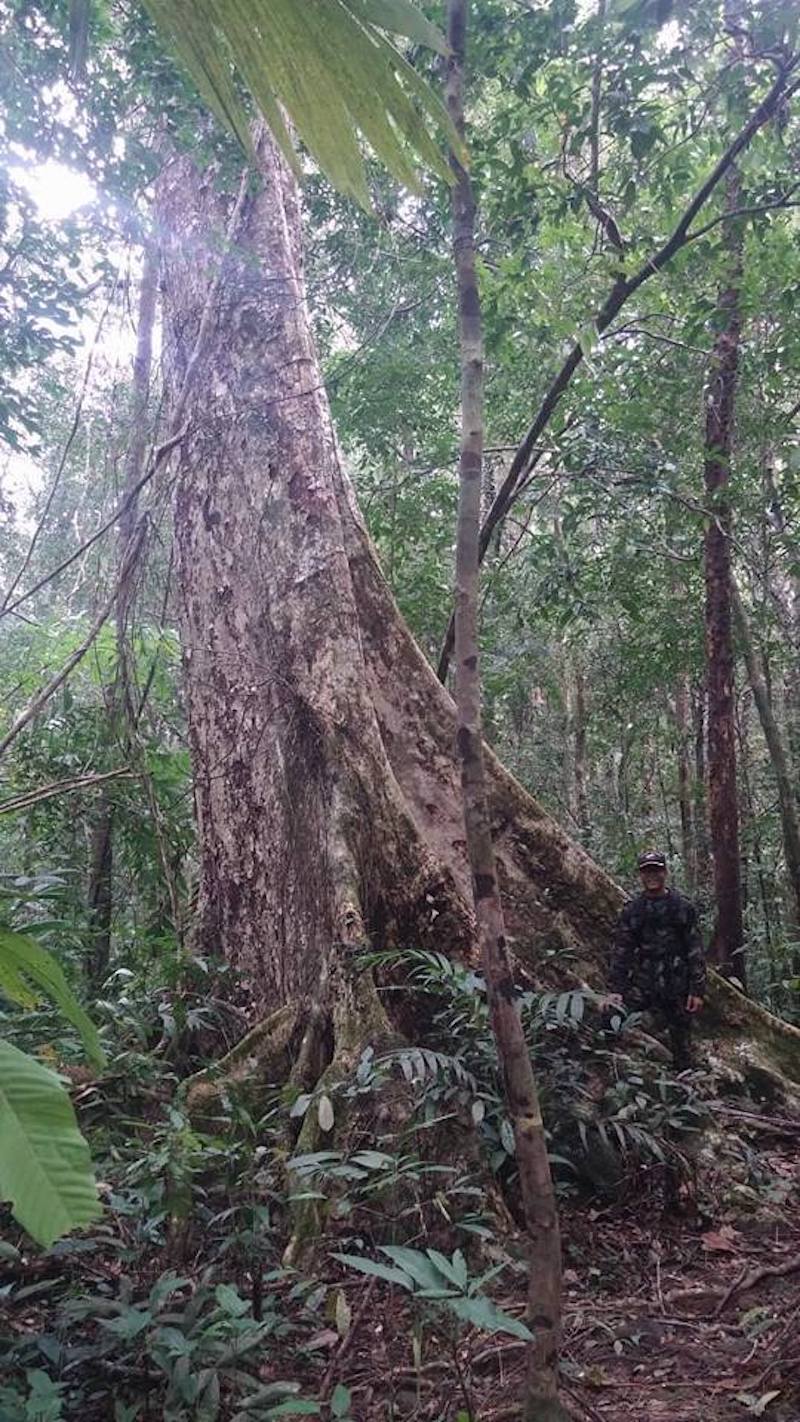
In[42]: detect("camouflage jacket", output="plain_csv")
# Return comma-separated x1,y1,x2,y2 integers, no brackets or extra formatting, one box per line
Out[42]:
609,889,706,1005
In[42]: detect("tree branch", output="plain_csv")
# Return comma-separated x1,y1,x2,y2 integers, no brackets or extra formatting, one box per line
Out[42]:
436,58,800,679
684,184,800,244
0,768,133,817
0,427,185,621
0,525,146,761
1,274,119,614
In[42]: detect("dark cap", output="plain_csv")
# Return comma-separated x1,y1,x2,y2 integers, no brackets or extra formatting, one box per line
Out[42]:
638,849,667,870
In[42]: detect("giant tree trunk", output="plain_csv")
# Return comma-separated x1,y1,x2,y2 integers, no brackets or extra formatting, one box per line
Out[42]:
156,133,619,1022
156,126,800,1146
703,166,745,986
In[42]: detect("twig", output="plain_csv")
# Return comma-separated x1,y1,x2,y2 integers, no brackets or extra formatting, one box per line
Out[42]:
713,1256,800,1317
319,1277,379,1400
0,768,133,816
0,428,185,621
563,1382,606,1422
0,526,145,761
685,184,800,243
708,1103,800,1133
1,274,119,613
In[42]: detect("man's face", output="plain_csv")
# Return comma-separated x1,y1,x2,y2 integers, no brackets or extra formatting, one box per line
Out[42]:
640,865,667,895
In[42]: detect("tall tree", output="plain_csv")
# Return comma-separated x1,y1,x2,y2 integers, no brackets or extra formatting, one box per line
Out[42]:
703,162,745,985
446,0,564,1414
156,122,620,1073
87,239,159,986
734,583,800,970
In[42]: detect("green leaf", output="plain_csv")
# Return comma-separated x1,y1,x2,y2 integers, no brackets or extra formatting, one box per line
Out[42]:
139,0,457,206
447,1294,534,1341
330,1384,352,1418
214,1282,250,1316
0,1039,100,1248
349,1150,396,1169
334,1289,351,1337
152,1325,194,1356
350,0,447,53
426,1248,468,1291
0,930,105,1069
331,1251,414,1290
378,1245,447,1291
578,321,598,357
263,1404,320,1418
500,1118,516,1156
101,1307,152,1339
231,1384,303,1420
317,1094,335,1132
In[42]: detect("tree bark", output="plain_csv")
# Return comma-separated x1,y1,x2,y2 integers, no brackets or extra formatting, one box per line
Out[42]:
703,166,745,986
673,677,696,893
86,793,113,987
156,131,621,1022
692,679,712,895
572,664,590,846
446,2,564,1415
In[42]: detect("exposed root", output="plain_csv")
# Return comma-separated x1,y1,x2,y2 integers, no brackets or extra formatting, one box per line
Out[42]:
180,1003,299,1127
703,973,800,1089
282,900,407,1265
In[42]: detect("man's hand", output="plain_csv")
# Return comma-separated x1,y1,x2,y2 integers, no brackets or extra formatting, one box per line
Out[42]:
602,993,624,1011
685,995,704,1014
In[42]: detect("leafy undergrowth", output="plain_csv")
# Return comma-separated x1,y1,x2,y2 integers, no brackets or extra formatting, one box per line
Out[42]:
1,956,799,1421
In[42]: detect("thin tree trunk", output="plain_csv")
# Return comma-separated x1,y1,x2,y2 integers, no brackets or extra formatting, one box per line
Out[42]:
692,679,712,895
446,2,563,1414
572,663,590,843
86,793,113,986
673,678,696,893
734,583,800,970
736,694,776,978
703,164,745,986
85,240,159,987
589,0,607,197
117,239,159,716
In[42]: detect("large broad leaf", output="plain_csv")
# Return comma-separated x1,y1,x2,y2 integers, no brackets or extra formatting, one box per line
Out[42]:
331,1251,415,1290
0,930,105,1069
0,1039,100,1247
137,0,458,205
447,1294,534,1341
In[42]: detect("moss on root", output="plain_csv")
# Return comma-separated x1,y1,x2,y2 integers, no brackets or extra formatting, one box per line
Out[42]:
703,973,800,1088
180,1003,299,1128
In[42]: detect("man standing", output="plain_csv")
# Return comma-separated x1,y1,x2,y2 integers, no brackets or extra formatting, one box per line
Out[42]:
607,850,706,1070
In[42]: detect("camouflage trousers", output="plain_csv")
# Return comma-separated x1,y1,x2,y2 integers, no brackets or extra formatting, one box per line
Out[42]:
623,990,694,1071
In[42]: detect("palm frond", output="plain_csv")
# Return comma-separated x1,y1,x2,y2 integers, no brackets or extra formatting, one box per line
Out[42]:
139,0,457,204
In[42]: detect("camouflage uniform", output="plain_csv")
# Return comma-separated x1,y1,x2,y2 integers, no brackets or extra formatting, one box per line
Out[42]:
609,889,706,1069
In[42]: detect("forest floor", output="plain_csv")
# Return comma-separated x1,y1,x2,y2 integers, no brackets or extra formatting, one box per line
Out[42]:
2,1055,799,1421
272,1116,800,1422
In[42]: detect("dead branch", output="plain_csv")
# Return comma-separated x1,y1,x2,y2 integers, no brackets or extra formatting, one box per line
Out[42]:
0,768,133,816
713,1255,800,1317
